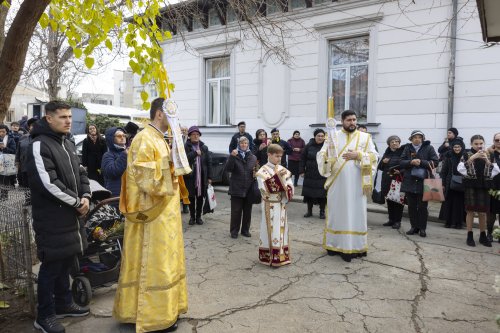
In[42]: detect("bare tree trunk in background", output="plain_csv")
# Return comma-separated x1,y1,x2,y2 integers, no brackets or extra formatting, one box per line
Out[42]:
0,1,10,54
0,0,50,122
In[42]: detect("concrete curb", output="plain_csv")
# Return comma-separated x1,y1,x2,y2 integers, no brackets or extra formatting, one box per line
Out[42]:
213,186,444,224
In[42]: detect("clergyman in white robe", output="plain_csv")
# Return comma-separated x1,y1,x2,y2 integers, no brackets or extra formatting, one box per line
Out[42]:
317,128,378,260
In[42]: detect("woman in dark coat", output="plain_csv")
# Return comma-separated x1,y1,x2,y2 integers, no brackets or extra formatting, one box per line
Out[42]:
487,132,500,242
439,138,466,229
378,135,405,230
287,130,305,187
101,127,128,198
300,129,327,219
184,126,212,226
253,129,270,167
82,124,107,185
226,136,257,238
400,130,439,238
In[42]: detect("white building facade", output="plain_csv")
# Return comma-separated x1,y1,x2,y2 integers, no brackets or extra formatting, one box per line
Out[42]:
161,0,500,153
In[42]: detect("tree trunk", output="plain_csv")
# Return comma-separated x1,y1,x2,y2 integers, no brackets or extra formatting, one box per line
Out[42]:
0,0,50,122
47,28,61,100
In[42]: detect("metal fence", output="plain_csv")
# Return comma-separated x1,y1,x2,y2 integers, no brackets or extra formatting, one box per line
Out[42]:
0,185,36,321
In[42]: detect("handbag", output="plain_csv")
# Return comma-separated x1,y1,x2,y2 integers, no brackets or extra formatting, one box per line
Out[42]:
422,164,445,202
371,168,385,205
449,174,464,192
247,179,262,204
386,176,405,205
411,167,427,179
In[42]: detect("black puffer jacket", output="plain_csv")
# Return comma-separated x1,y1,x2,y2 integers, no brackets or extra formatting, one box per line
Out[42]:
300,138,326,198
226,151,257,198
400,141,439,194
27,119,91,263
378,145,406,196
184,140,212,197
252,138,268,166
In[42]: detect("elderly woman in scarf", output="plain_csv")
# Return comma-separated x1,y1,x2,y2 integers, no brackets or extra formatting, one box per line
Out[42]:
184,126,212,225
226,136,257,238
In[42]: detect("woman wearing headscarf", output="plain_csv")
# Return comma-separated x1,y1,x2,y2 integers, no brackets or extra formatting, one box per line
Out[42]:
82,124,107,184
439,138,466,229
184,126,212,226
300,128,327,219
226,136,257,238
287,130,305,187
379,135,406,230
101,127,128,198
438,127,459,160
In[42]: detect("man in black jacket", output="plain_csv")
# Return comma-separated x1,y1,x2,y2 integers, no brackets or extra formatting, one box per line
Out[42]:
228,121,255,152
27,101,91,333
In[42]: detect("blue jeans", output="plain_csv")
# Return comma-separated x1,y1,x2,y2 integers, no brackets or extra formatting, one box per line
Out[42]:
37,256,74,318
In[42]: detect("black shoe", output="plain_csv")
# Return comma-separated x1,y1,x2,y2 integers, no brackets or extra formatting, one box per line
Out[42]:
188,217,195,225
164,320,178,332
444,224,451,228
340,253,352,263
304,212,312,218
230,233,238,239
466,231,476,247
319,211,326,219
383,221,394,226
182,206,189,214
455,225,463,229
327,250,337,256
406,227,419,235
479,232,492,247
196,217,204,225
391,222,401,229
34,315,65,333
55,302,89,318
419,230,427,238
241,231,251,237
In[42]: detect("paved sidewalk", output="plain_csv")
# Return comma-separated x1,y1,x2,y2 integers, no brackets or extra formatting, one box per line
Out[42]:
7,190,499,333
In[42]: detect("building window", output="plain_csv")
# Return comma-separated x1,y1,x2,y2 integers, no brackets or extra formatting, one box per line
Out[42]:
328,36,369,120
290,0,306,10
208,8,221,27
315,0,330,5
227,6,237,22
206,57,230,125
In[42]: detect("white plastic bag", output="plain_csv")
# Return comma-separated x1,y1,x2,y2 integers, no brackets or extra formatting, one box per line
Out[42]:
0,154,17,176
386,177,405,205
207,185,217,210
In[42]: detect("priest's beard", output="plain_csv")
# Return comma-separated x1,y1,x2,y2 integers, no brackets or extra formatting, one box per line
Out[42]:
343,125,357,132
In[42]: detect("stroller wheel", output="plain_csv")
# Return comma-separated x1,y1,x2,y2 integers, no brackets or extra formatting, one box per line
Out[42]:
72,276,92,307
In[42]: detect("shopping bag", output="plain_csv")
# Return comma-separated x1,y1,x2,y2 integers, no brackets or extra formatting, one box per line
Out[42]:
422,165,444,202
386,176,405,205
207,184,217,210
0,154,17,176
371,168,385,204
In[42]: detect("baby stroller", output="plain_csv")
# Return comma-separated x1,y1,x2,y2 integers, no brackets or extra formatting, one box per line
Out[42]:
71,180,124,306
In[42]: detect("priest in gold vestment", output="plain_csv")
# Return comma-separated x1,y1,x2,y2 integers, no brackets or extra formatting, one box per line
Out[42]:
113,98,189,333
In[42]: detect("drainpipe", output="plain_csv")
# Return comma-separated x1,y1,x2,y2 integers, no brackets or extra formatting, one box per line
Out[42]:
447,0,458,129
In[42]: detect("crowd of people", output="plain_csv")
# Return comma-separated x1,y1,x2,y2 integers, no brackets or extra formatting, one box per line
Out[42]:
2,100,499,333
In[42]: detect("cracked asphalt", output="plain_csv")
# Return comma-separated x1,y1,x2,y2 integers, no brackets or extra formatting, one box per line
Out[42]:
11,191,500,333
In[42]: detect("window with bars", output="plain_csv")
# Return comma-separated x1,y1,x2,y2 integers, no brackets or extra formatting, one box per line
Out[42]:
328,36,369,120
206,57,231,125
